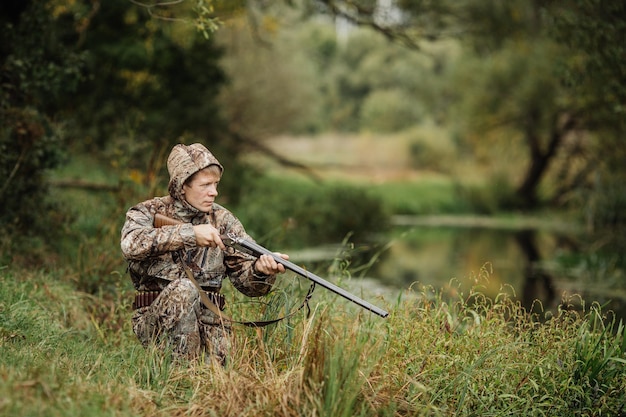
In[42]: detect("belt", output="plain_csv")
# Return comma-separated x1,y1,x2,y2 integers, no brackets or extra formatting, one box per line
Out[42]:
133,290,226,310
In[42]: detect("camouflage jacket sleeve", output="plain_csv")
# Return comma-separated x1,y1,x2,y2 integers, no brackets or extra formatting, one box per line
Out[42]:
120,203,197,261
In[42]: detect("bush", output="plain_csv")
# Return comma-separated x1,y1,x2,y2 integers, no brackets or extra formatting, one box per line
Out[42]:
454,173,516,215
235,176,390,248
360,89,425,133
406,126,457,173
0,109,67,235
0,0,78,252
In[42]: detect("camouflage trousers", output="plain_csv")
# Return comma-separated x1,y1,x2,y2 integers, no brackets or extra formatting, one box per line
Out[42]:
132,278,232,363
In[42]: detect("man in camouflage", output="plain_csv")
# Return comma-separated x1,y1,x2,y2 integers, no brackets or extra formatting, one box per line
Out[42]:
121,143,288,363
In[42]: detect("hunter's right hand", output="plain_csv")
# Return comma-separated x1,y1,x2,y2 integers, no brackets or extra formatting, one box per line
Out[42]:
193,224,226,250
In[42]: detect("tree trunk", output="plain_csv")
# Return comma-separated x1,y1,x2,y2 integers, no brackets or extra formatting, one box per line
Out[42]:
515,112,575,209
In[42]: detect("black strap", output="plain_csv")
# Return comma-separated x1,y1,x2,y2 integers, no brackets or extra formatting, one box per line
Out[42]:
178,251,315,327
238,282,316,328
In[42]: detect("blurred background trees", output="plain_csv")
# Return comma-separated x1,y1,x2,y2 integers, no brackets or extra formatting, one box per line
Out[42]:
1,0,625,272
314,0,625,213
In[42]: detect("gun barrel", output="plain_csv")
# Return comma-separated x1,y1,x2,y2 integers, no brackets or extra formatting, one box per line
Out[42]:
284,258,389,318
232,237,389,318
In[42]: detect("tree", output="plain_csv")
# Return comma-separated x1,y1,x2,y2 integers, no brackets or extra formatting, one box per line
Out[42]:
1,0,82,235
547,0,626,251
450,31,581,210
455,0,624,210
215,16,324,138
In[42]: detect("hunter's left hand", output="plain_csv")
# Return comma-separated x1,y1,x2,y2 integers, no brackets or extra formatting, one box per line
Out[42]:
255,253,289,275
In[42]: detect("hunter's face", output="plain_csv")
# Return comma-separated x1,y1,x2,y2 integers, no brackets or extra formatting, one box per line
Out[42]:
182,168,220,212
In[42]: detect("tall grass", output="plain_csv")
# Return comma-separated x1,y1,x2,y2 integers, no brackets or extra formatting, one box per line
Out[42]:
2,266,625,416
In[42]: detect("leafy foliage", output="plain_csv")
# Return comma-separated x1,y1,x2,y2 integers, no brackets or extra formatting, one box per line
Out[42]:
235,175,390,248
216,17,324,137
0,111,66,231
548,0,626,129
0,0,78,238
64,0,226,151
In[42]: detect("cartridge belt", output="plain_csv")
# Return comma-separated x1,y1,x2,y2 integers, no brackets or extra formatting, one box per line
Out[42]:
133,290,225,310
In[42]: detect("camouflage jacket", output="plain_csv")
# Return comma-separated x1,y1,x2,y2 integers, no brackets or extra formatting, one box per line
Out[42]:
120,143,275,297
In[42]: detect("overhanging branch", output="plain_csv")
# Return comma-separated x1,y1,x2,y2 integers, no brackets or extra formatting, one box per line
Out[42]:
231,131,322,181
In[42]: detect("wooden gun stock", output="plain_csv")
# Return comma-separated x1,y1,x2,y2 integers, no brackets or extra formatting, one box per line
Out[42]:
152,213,389,318
154,213,182,228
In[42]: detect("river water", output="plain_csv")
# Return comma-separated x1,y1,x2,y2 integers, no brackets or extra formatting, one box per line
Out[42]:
361,217,626,321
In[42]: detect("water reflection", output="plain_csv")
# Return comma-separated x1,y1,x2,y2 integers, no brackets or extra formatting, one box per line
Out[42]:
368,224,626,320
515,229,557,314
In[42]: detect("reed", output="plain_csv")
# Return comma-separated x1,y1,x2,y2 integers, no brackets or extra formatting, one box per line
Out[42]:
1,266,625,416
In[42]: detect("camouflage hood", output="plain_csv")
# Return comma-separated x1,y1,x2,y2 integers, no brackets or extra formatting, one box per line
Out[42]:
167,143,223,204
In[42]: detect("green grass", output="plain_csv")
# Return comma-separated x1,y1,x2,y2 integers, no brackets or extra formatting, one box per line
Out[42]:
2,266,625,416
367,178,466,215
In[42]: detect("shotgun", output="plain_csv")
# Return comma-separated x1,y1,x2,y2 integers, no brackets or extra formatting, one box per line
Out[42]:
154,213,389,318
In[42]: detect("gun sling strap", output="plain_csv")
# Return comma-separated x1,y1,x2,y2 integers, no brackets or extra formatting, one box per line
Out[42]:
178,251,315,327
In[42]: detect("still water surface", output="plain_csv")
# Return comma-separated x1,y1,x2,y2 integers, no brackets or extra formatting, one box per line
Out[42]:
365,218,626,320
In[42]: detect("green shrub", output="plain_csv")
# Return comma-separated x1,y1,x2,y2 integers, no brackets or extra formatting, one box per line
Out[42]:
454,173,515,214
0,110,66,234
371,178,466,215
407,128,457,174
360,89,425,133
235,176,390,248
0,0,80,255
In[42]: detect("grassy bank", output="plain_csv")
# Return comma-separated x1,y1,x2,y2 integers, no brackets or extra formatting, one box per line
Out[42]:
2,266,625,416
